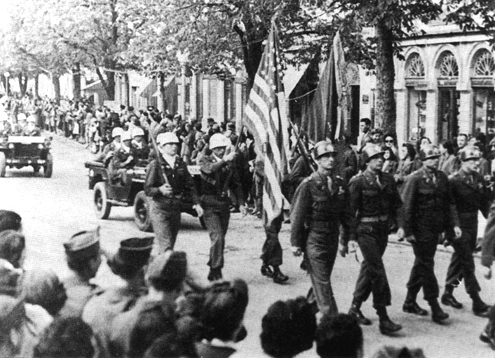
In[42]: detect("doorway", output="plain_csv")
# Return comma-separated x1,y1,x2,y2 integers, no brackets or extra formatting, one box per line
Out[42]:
438,88,459,141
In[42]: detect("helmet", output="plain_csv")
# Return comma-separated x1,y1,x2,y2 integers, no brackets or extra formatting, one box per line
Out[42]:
131,127,145,138
361,144,385,163
156,132,179,145
17,113,27,121
27,116,36,123
121,131,132,142
111,127,124,138
419,144,441,161
313,141,336,159
209,133,230,149
459,145,481,161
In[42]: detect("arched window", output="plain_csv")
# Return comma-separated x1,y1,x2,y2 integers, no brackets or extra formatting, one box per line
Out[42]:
406,53,425,77
439,52,459,77
474,50,495,77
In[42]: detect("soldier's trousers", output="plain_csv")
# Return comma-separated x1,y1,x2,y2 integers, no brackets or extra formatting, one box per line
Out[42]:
306,229,339,316
407,226,440,301
203,205,230,270
445,216,481,294
149,201,181,252
260,213,283,267
353,221,392,308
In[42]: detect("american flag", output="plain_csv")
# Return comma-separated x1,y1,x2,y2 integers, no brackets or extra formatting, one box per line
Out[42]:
244,23,290,226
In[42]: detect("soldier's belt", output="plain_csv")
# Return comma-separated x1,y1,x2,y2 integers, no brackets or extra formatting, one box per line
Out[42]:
359,215,388,223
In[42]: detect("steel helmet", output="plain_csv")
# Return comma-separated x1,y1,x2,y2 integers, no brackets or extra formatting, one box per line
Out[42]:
27,115,37,123
313,140,336,159
459,145,481,161
132,127,145,138
121,131,132,142
361,144,385,163
17,113,27,121
419,144,441,161
111,127,124,138
156,132,179,145
209,133,230,149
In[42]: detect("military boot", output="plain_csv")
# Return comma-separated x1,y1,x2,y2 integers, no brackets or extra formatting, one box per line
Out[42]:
429,299,449,323
471,292,491,318
441,284,463,309
402,288,428,316
376,306,402,335
272,266,289,284
348,298,372,326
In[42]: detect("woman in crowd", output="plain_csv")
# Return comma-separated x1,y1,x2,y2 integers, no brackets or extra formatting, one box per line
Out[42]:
382,146,398,176
394,142,419,186
438,140,456,175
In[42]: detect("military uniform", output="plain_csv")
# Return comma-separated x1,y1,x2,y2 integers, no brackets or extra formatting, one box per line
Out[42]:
291,171,352,315
131,140,150,162
348,169,402,310
108,145,134,184
144,156,200,252
401,166,454,304
199,153,244,276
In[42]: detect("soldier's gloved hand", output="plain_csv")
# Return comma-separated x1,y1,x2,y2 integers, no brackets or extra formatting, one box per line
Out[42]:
482,266,492,280
454,226,462,239
223,152,236,162
240,204,248,217
159,184,173,197
193,204,204,217
339,243,348,257
291,246,302,257
396,228,405,242
405,235,416,243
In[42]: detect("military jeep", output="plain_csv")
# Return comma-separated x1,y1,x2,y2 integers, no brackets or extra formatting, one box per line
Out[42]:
0,136,53,177
84,160,204,232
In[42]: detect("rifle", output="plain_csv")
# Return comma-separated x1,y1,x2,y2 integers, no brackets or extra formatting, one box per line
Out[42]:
289,120,317,173
149,132,170,185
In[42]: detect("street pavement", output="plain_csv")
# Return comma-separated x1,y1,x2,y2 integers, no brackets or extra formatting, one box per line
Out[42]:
1,134,495,358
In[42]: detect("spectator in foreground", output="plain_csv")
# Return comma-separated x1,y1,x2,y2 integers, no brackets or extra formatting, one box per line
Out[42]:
23,269,67,317
33,316,95,358
0,209,22,232
316,313,363,358
369,346,425,358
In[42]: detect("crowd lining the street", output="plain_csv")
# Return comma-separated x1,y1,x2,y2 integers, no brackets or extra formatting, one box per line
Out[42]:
3,92,495,357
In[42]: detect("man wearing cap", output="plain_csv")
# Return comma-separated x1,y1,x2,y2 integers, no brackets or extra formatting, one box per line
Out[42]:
23,116,41,136
291,140,352,314
58,227,102,318
441,145,492,317
12,113,27,136
82,237,153,357
95,126,123,164
145,132,202,252
109,131,135,185
342,145,403,335
400,144,461,324
130,127,150,162
199,132,247,281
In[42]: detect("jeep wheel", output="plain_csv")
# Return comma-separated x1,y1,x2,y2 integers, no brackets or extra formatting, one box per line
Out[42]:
134,191,152,232
94,182,112,219
0,152,6,177
44,153,53,178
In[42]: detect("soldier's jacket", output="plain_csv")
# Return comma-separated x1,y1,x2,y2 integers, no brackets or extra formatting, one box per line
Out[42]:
198,154,244,208
58,273,97,318
290,171,352,249
144,157,200,209
400,166,454,237
482,200,495,268
349,170,402,234
110,146,134,170
449,169,491,223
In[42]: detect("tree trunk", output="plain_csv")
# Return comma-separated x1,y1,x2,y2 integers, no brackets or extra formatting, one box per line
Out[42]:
159,72,166,112
52,74,61,103
72,63,81,101
375,22,396,136
34,73,39,98
124,72,130,107
18,73,28,96
105,71,115,100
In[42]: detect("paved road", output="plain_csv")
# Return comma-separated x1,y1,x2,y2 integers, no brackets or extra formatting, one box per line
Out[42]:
1,134,495,358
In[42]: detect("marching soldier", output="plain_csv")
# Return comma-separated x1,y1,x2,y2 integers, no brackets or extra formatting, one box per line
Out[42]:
144,132,203,252
199,133,247,281
441,145,491,317
400,144,461,324
291,141,352,315
342,145,403,335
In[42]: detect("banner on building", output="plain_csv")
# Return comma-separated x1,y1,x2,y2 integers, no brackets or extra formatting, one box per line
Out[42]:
243,22,290,226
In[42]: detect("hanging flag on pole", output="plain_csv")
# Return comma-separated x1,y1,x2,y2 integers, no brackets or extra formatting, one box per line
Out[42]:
333,31,347,140
243,22,290,226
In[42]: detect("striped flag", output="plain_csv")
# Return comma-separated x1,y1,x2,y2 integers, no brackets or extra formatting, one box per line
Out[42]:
243,22,290,226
